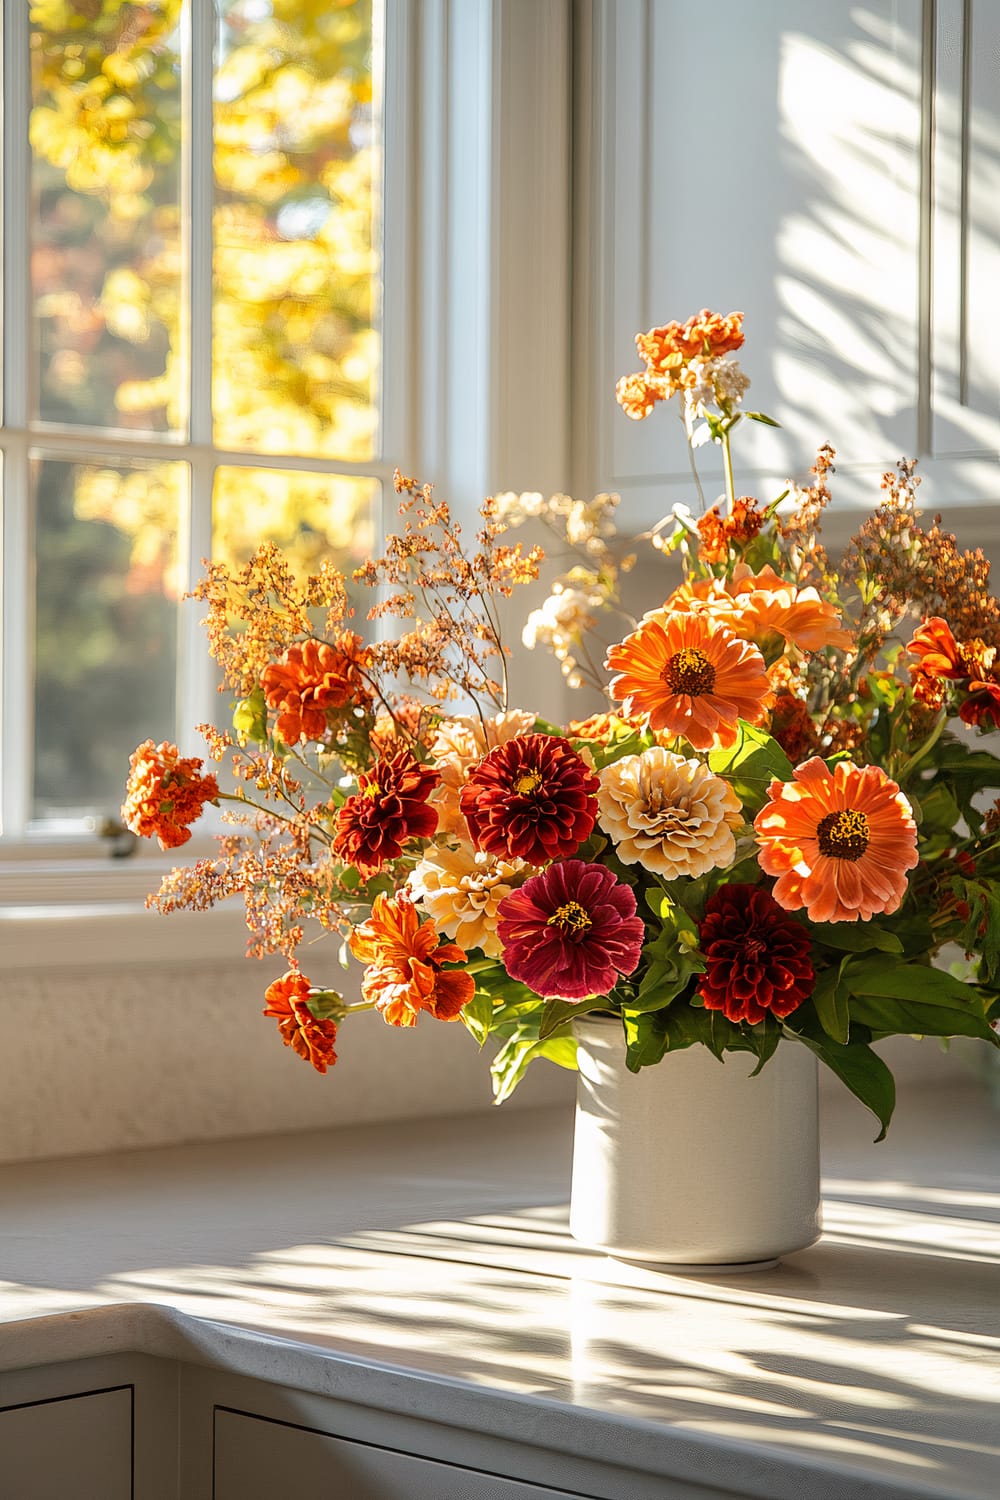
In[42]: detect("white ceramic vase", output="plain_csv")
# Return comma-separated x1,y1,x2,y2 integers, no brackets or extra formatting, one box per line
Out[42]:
569,1015,821,1268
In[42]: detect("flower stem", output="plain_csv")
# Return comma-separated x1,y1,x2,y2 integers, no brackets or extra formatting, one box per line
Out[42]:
721,426,736,513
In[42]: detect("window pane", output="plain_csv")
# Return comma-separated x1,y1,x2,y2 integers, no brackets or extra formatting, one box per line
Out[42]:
32,457,185,823
29,3,184,433
213,466,378,607
213,1,379,459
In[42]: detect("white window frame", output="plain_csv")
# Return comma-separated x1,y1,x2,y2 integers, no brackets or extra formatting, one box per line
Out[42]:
0,0,574,968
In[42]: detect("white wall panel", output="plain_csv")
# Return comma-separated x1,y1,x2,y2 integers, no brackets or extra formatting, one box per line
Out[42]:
579,0,1000,540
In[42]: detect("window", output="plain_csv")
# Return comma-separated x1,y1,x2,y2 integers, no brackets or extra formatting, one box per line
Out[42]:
1,0,393,846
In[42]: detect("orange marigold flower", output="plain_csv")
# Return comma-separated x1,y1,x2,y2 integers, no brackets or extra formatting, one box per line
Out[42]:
663,565,853,655
754,759,919,923
263,970,338,1073
349,893,475,1028
122,739,219,850
637,309,745,372
332,748,439,879
261,633,371,745
615,372,666,421
696,496,764,563
606,612,771,751
566,711,647,744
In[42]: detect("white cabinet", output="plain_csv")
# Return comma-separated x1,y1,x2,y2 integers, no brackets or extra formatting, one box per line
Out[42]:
0,1385,132,1500
214,1407,589,1500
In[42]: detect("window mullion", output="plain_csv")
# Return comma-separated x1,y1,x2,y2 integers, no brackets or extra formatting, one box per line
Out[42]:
2,0,32,837
179,0,217,742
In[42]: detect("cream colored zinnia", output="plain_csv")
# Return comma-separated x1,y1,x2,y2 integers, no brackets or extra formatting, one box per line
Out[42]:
408,844,532,957
429,710,536,836
597,747,744,878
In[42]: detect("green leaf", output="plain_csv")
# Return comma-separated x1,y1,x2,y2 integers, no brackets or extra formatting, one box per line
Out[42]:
622,1007,670,1070
538,996,607,1041
744,410,781,428
708,721,794,813
460,989,496,1048
490,1028,578,1104
843,956,1000,1043
788,1027,896,1141
811,962,850,1045
810,923,902,956
916,783,961,835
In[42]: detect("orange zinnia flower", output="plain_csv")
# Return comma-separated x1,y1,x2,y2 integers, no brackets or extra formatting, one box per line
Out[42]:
263,969,338,1073
754,759,918,923
606,612,770,751
349,893,475,1028
663,565,852,656
261,632,370,745
122,740,219,850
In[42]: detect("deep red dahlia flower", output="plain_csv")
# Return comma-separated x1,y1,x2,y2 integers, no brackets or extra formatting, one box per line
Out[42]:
697,884,814,1025
459,733,599,864
332,748,439,879
496,859,645,1000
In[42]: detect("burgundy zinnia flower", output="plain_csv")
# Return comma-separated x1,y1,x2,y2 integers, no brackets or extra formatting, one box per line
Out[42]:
496,859,645,1000
459,733,599,864
333,748,439,879
697,884,814,1025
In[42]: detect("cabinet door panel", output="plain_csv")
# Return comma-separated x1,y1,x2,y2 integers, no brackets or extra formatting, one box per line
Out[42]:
0,1386,132,1500
214,1407,593,1500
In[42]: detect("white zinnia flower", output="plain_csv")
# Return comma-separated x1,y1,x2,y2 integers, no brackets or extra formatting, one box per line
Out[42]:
597,748,744,879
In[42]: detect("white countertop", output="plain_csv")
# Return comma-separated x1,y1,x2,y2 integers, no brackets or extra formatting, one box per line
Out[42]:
0,1068,998,1500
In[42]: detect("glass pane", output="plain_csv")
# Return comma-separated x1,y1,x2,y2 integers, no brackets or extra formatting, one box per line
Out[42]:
213,466,378,608
32,456,185,823
29,3,185,432
213,1,379,459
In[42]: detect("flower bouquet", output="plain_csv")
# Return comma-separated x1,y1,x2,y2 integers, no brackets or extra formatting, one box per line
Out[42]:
124,309,1000,1155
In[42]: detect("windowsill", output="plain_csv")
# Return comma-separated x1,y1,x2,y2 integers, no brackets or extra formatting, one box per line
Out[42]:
0,849,252,970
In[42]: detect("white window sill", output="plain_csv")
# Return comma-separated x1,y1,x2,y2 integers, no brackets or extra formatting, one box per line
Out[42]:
0,854,250,970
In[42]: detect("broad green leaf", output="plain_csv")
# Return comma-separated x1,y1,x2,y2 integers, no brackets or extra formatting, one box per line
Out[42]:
916,783,961,835
809,923,902,956
490,1028,578,1104
538,995,607,1040
811,963,850,1044
622,1008,669,1071
708,722,794,812
788,1027,896,1141
843,957,1000,1043
459,989,496,1048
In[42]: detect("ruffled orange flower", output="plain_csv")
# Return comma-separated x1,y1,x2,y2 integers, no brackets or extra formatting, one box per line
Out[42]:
637,309,745,374
754,759,918,923
122,740,219,850
262,632,371,744
606,612,770,751
615,371,666,421
349,893,475,1028
661,565,853,655
696,497,765,563
906,616,966,679
769,692,821,763
263,970,338,1073
616,310,744,415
